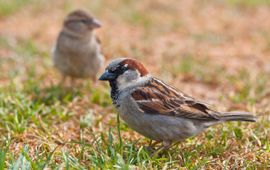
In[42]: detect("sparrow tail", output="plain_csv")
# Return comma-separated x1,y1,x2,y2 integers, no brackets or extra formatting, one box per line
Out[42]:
220,111,257,122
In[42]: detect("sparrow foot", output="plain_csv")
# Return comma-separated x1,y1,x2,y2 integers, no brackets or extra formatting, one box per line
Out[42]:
151,141,172,157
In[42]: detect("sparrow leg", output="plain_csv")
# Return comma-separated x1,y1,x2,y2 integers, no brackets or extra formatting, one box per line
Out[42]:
151,141,172,157
70,77,76,87
160,141,172,151
171,140,182,148
149,141,161,148
146,140,161,153
59,75,67,86
148,140,152,146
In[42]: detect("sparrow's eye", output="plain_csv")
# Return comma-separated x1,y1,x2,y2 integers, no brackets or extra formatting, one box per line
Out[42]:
80,19,91,24
109,67,117,73
108,65,128,74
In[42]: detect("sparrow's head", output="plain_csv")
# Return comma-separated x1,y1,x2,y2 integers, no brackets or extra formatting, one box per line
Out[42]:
63,9,101,34
99,58,149,89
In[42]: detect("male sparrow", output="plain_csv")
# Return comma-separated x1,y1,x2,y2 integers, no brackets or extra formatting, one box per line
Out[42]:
99,58,256,151
52,9,104,82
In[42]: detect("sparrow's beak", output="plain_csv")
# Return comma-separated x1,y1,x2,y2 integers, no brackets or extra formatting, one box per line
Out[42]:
99,71,117,81
90,19,101,29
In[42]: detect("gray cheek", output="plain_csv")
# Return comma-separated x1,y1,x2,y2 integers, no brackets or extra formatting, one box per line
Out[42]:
116,75,126,85
125,70,140,82
117,71,137,84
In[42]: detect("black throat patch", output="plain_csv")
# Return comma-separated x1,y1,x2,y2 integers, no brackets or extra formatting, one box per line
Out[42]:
109,80,120,107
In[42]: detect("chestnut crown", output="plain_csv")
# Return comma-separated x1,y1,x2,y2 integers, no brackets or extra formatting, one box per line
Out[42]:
99,58,149,82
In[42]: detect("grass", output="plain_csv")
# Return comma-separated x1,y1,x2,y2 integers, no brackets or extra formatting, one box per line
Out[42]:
0,0,33,17
226,0,270,7
0,0,270,169
226,69,269,104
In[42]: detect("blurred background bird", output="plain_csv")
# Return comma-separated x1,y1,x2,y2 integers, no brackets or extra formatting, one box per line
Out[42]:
52,9,104,85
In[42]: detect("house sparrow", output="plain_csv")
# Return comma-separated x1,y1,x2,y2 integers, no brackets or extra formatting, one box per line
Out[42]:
52,9,104,83
99,58,256,152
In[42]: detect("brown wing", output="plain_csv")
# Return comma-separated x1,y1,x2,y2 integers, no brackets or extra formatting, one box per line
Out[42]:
131,78,220,120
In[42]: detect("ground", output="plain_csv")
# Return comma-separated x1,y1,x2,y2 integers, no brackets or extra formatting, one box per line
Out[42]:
0,0,270,169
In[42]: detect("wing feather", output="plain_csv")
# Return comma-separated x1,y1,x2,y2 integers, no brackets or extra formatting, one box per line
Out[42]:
131,78,219,120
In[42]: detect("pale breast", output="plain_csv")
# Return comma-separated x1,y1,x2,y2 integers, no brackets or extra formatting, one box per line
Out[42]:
53,33,103,78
